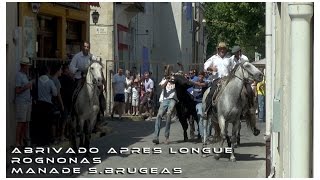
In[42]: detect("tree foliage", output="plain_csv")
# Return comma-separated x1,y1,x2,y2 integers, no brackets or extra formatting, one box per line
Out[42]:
204,2,265,61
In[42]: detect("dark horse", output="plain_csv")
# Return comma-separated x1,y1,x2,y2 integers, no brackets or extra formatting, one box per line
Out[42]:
164,65,199,141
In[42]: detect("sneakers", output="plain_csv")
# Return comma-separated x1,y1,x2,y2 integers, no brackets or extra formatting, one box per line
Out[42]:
152,139,159,144
145,117,153,121
164,138,169,145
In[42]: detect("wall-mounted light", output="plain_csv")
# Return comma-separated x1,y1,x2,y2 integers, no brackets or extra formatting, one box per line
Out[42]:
91,10,100,25
202,19,207,27
31,3,41,14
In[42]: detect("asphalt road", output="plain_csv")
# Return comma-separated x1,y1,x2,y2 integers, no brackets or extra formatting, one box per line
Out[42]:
7,117,266,178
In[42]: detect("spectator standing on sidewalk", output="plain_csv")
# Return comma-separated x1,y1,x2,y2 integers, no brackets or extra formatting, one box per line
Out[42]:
139,71,154,120
111,68,126,119
50,63,64,144
257,77,266,122
124,70,133,115
15,57,33,147
34,65,57,145
59,63,75,140
131,79,140,116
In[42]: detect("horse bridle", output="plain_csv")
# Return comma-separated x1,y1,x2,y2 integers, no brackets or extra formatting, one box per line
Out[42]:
233,62,254,83
86,62,102,86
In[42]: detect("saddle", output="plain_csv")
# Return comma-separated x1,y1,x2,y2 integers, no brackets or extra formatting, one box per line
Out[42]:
203,78,224,118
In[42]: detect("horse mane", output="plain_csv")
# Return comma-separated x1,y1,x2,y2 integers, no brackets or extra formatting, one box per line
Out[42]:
225,62,242,82
90,60,104,68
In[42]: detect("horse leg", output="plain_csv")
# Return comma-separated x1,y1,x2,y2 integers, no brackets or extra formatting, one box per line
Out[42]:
69,116,78,154
201,116,209,158
214,116,227,160
236,120,241,147
78,119,85,148
212,121,221,143
230,119,240,162
247,108,260,136
84,120,91,157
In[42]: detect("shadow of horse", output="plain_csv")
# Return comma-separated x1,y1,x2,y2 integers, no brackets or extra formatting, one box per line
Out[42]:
237,142,266,147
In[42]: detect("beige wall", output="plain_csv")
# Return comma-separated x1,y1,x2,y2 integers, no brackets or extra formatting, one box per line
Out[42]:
90,2,115,114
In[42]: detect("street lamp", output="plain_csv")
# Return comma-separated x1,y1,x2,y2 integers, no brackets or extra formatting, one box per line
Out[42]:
91,10,100,25
202,19,207,27
31,3,41,14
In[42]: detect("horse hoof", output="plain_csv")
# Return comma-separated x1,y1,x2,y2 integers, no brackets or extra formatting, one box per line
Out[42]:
233,144,238,148
230,157,236,162
184,137,188,142
197,134,201,140
253,128,260,136
184,132,188,142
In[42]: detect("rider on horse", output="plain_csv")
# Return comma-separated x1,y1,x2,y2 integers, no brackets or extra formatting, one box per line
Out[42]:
230,45,256,111
69,41,105,132
203,43,260,136
203,42,233,119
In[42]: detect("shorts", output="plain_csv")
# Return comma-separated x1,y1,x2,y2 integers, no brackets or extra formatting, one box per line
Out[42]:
114,94,125,103
132,98,139,107
16,103,32,122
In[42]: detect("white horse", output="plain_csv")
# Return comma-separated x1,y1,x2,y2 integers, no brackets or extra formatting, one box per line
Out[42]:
202,61,263,162
70,60,103,153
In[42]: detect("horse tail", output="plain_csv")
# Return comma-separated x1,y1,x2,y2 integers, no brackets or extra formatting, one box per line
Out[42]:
244,108,256,132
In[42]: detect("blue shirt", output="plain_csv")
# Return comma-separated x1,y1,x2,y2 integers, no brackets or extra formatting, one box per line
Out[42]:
187,76,199,94
38,75,58,104
192,80,208,103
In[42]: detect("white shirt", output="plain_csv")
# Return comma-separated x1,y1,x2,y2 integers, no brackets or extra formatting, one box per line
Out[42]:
132,86,139,100
204,54,233,78
230,54,249,69
69,51,96,79
158,78,178,102
144,78,154,93
124,77,132,93
112,73,126,94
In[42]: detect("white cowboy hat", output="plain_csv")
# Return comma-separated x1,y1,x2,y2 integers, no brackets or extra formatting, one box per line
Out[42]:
20,57,31,65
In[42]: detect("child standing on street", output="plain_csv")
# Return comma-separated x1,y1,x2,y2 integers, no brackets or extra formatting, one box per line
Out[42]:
131,79,140,116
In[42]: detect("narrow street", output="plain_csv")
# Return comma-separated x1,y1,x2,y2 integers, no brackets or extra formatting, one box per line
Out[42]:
7,117,266,178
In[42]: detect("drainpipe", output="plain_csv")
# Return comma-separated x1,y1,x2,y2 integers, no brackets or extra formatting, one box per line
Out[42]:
265,2,272,137
265,2,272,177
288,2,313,178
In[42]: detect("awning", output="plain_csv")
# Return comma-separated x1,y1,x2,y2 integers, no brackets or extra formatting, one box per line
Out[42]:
252,58,266,65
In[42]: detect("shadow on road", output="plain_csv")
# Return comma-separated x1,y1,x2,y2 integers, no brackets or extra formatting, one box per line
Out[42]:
238,142,266,147
234,153,266,161
6,118,171,178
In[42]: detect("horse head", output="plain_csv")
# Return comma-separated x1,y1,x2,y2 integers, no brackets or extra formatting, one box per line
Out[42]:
234,61,263,83
87,60,104,86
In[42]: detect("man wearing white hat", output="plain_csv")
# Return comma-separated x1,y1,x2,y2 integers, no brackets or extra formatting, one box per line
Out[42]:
202,42,233,119
15,57,32,147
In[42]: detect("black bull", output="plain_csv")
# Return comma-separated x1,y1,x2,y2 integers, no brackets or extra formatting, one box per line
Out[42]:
171,74,199,141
